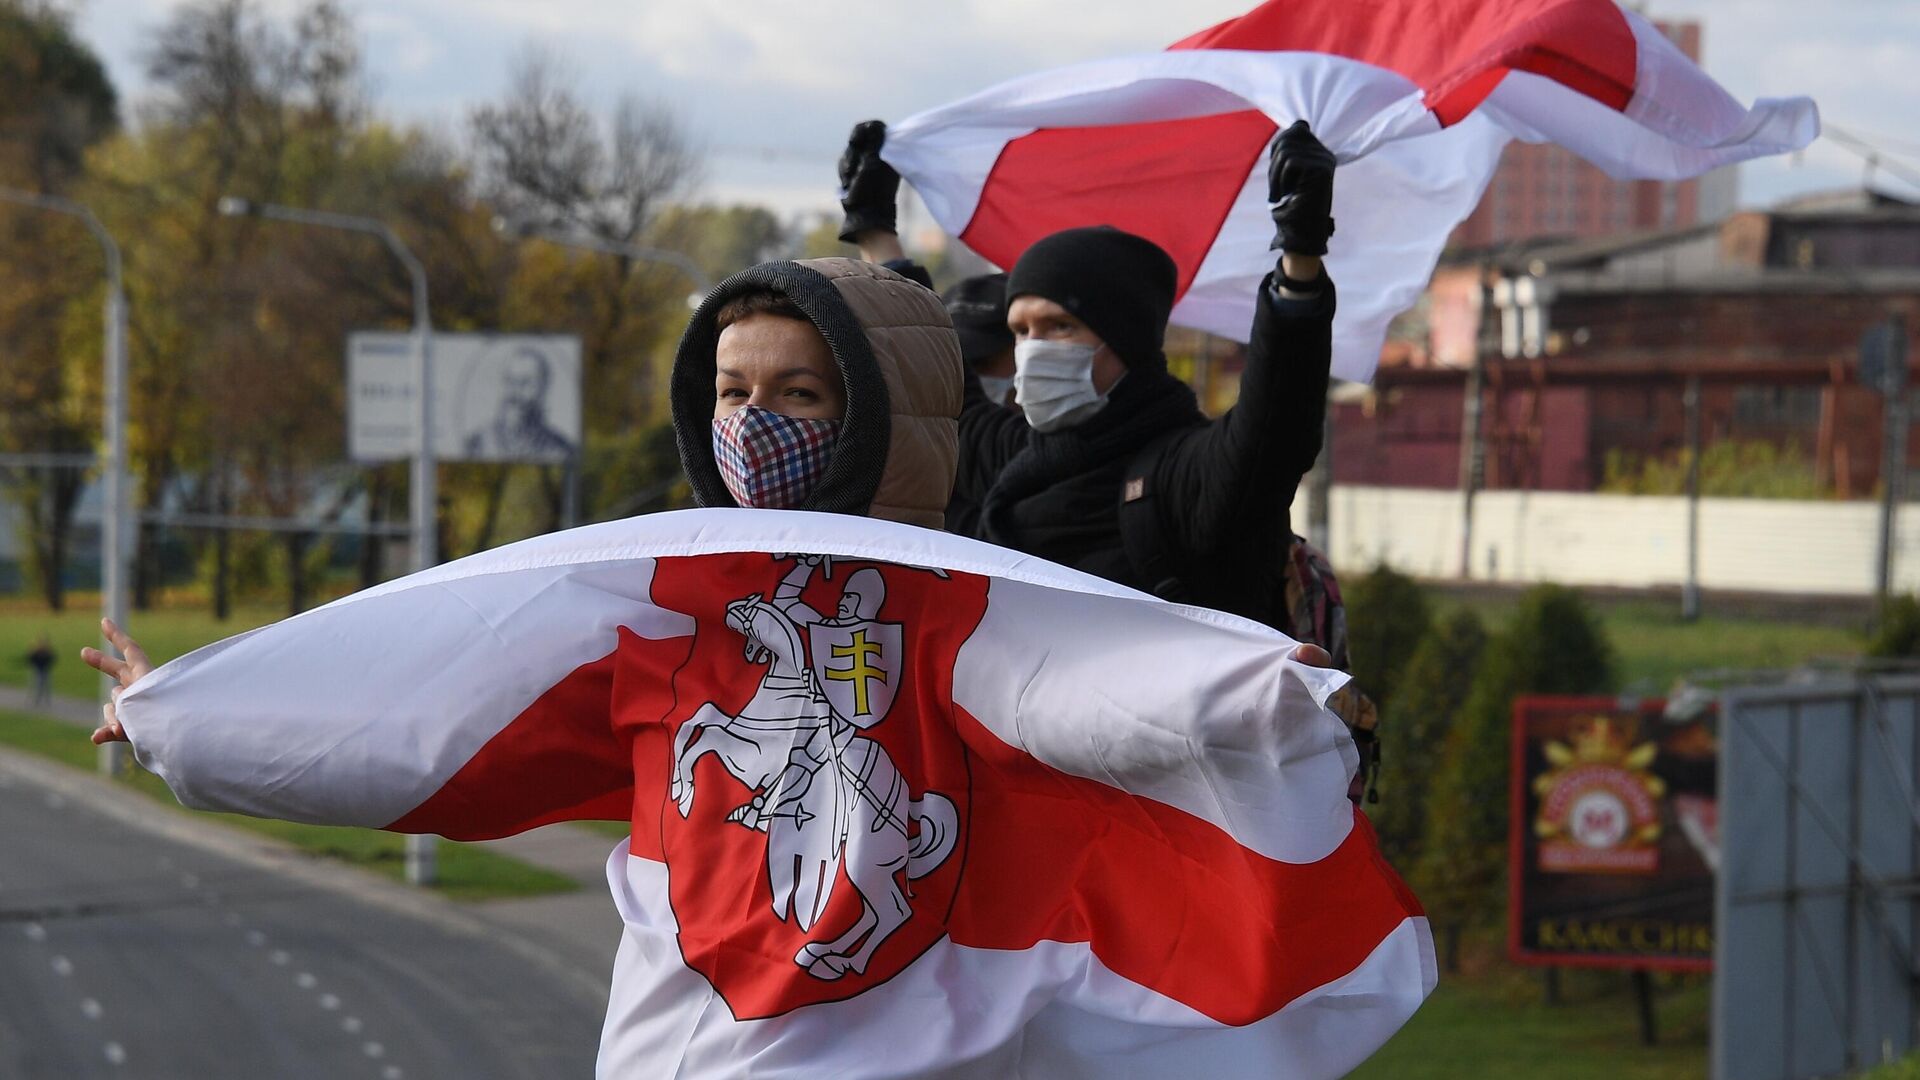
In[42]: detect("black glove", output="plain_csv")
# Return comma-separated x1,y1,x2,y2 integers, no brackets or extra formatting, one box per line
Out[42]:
837,120,900,244
1268,120,1336,256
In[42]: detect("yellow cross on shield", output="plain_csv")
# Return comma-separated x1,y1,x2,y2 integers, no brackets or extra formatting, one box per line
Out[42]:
809,620,903,729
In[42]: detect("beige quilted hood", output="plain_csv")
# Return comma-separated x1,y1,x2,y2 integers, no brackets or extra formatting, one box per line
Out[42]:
670,257,962,529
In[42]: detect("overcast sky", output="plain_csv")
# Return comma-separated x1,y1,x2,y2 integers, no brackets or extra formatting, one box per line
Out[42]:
68,0,1920,220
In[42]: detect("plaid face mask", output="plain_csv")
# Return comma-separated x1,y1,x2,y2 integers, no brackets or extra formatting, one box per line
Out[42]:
711,406,842,509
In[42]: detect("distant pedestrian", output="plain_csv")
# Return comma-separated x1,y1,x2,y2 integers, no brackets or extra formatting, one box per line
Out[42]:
27,633,55,708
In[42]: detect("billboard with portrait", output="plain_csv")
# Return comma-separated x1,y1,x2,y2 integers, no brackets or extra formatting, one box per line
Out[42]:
348,332,582,464
1509,695,1716,971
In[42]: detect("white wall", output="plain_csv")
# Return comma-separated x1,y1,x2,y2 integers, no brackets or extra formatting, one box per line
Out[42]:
1298,485,1908,596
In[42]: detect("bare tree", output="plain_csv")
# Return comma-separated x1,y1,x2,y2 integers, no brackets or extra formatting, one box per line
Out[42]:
469,48,704,534
470,47,700,244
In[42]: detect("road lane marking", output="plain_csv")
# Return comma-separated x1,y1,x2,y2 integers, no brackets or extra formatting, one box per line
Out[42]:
296,972,318,989
342,1016,363,1034
245,930,266,947
269,949,291,966
382,1067,405,1080
318,993,340,1011
179,873,200,889
24,922,46,942
80,998,103,1020
103,1042,126,1066
50,955,73,976
362,1041,385,1059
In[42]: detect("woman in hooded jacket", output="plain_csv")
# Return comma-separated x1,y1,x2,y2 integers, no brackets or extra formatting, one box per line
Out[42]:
671,256,963,530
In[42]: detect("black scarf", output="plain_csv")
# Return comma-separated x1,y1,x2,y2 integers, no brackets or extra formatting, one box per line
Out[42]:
980,367,1204,549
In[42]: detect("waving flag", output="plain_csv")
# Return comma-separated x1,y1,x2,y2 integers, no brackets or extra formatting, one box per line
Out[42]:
119,509,1429,1079
880,0,1819,381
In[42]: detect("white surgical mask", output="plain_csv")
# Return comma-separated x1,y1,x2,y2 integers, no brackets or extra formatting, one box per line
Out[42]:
976,373,1016,408
1014,339,1109,433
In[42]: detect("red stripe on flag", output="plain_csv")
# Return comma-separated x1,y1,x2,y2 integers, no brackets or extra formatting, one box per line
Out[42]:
1170,0,1636,123
960,110,1277,301
386,643,654,840
946,702,1421,1027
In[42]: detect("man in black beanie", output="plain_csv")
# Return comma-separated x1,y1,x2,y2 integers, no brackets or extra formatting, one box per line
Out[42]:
837,119,1338,636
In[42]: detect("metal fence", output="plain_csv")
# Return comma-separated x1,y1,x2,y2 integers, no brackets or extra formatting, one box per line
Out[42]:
1714,674,1920,1079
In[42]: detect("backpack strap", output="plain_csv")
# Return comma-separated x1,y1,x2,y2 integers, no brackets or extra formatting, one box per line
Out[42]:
1117,429,1193,603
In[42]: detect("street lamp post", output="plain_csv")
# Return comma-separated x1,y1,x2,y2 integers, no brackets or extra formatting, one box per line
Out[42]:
0,188,130,777
220,196,438,885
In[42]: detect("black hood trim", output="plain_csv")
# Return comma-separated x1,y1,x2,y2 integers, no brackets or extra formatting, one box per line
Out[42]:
671,260,892,518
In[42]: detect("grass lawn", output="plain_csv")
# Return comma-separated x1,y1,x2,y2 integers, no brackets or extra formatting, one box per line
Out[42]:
0,707,577,902
1437,594,1865,693
0,593,286,701
1353,965,1709,1080
1593,602,1863,691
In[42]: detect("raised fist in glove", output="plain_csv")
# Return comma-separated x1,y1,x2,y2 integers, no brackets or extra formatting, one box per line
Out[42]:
1268,119,1336,256
837,120,900,244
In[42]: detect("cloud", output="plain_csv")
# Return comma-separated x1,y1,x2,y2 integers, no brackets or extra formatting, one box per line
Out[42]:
73,0,1920,212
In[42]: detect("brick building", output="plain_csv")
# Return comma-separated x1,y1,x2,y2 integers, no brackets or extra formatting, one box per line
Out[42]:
1330,190,1920,495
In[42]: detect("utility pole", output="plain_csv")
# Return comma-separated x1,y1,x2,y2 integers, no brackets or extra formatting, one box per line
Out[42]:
1874,315,1909,602
1458,266,1497,579
0,189,131,775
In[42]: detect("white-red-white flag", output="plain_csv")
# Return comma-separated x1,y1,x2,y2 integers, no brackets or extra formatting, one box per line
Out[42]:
120,509,1430,1079
880,0,1819,381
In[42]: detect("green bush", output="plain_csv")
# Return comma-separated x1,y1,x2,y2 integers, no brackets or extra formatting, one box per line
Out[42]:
1868,595,1920,659
1599,438,1829,499
1416,585,1615,959
1344,564,1433,714
1371,608,1488,871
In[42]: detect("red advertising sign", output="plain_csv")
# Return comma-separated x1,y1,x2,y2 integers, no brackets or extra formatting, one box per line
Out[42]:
1509,696,1715,972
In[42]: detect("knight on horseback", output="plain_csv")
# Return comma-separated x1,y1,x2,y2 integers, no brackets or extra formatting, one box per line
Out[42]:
669,556,958,980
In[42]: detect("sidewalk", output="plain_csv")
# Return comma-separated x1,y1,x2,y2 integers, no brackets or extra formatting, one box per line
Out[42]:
0,681,99,725
1,681,623,1000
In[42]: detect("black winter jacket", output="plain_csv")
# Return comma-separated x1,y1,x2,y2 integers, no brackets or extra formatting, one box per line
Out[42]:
951,274,1335,629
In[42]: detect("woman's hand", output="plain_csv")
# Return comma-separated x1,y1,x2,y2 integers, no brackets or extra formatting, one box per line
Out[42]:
80,618,152,745
1289,643,1333,668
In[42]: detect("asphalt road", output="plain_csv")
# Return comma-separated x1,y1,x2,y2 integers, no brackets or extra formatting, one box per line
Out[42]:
0,758,605,1079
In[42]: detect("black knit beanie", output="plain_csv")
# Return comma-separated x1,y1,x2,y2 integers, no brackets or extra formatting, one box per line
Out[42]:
1006,226,1178,371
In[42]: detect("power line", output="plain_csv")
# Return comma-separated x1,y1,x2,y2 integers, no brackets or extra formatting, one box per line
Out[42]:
1827,123,1920,158
1820,125,1920,195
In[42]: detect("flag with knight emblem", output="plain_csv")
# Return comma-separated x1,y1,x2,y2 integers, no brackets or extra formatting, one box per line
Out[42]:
879,0,1818,382
119,509,1434,1079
